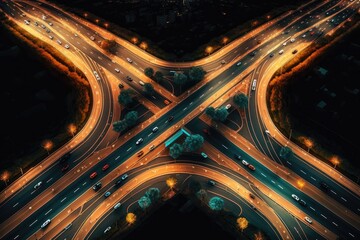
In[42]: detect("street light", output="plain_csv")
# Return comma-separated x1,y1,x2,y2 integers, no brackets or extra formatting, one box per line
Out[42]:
222,37,229,45
42,140,53,155
297,180,305,190
104,23,109,29
95,19,99,24
1,171,10,186
303,137,314,152
166,177,177,189
330,156,340,169
84,13,88,18
131,37,138,45
68,123,77,137
139,41,147,50
205,46,213,56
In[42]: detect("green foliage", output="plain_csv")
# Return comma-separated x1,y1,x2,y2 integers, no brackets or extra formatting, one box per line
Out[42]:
125,111,138,126
101,39,117,54
279,146,293,160
144,83,155,95
144,67,154,78
138,196,151,210
145,188,161,202
112,120,128,132
214,106,229,122
205,107,216,118
118,89,135,106
154,71,163,82
183,134,204,152
173,72,188,85
169,143,183,159
233,93,248,108
209,196,224,211
189,66,205,82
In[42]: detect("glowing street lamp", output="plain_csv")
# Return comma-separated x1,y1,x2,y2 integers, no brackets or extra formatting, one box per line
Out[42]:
1,171,10,186
330,156,340,169
297,180,305,189
42,140,53,155
205,46,213,56
126,212,136,224
304,138,314,152
222,37,229,45
131,37,138,45
95,19,99,24
68,123,77,137
166,177,177,189
139,41,147,50
104,23,109,29
84,13,88,18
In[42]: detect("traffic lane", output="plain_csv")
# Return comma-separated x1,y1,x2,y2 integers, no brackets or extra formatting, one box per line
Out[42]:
186,118,360,239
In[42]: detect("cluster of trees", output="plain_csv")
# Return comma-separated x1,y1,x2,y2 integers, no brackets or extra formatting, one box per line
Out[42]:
233,93,248,109
144,67,164,83
205,106,229,122
279,146,293,160
100,39,117,54
118,88,136,106
113,111,138,132
137,187,161,211
173,67,206,90
169,134,204,159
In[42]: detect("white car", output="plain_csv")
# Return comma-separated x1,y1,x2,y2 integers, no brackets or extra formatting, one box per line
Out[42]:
41,219,51,228
305,216,312,224
136,138,143,145
291,194,300,201
282,42,287,46
236,61,242,66
104,226,111,234
225,104,231,110
126,57,133,63
279,49,284,55
290,38,295,43
64,44,70,49
49,35,53,40
34,181,43,189
241,160,249,166
115,68,120,73
90,36,95,41
114,202,121,209
48,22,53,26
74,33,78,37
152,126,159,132
302,34,306,38
265,129,270,135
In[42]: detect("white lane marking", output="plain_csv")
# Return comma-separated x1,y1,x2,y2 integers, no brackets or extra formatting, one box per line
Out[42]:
74,187,80,193
278,185,284,189
331,190,337,195
349,233,355,238
286,161,292,165
127,147,132,152
31,190,36,195
45,209,52,215
222,144,228,149
200,94,204,98
321,214,327,219
261,173,267,178
98,56,102,60
148,133,153,137
14,235,19,239
13,202,19,208
209,87,213,90
61,197,67,203
115,156,120,160
183,107,187,111
271,180,275,184
300,170,307,175
90,51,93,54
332,222,338,227
310,206,315,211
190,102,193,105
83,46,87,50
134,62,138,65
82,182,87,186
29,219,37,227
341,197,347,202
77,41,80,44
107,63,111,66
71,37,74,40
46,178,53,183
139,67,144,71
310,176,316,181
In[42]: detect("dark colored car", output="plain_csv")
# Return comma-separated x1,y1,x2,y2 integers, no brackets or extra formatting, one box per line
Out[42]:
299,199,307,206
234,154,242,160
115,174,128,187
320,181,329,191
93,182,102,191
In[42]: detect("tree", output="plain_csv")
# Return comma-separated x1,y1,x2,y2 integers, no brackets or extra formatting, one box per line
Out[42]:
118,89,135,106
144,67,154,78
169,143,183,159
145,187,161,202
214,106,229,122
166,177,177,189
205,106,216,119
279,146,293,160
100,39,117,54
125,111,138,126
189,66,205,82
112,120,128,132
237,217,249,232
154,71,163,82
183,134,204,152
173,72,187,91
126,212,136,224
144,83,155,95
233,93,248,109
209,196,224,211
138,196,151,210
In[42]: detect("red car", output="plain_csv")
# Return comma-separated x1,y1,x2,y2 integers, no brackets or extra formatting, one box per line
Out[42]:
102,164,110,171
248,165,256,171
90,172,97,179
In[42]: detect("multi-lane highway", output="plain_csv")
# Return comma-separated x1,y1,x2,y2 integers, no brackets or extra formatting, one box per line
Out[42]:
0,0,359,239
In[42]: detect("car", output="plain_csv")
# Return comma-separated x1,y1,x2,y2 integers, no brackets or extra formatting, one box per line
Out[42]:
279,49,284,55
236,61,242,66
104,191,111,198
149,145,155,151
57,40,62,45
292,49,298,54
269,53,274,57
41,219,51,229
290,38,296,43
102,164,110,171
34,181,43,189
64,44,70,49
61,164,69,172
305,216,312,224
249,51,256,57
225,104,231,110
118,83,124,88
152,126,159,132
249,193,255,199
49,35,53,40
104,226,111,234
137,151,144,157
168,116,174,122
46,29,51,33
241,160,249,166
282,42,287,46
164,99,170,105
320,181,329,191
136,138,143,145
285,30,290,34
139,80,145,86
234,154,241,160
257,40,261,44
265,129,270,135
248,164,256,171
34,21,38,26
208,180,216,186
302,34,306,38
74,33,78,37
201,152,208,158
115,68,120,73
299,199,307,206
92,182,102,191
114,202,121,209
291,194,300,201
41,24,46,29
90,36,95,41
220,60,226,64
90,172,97,179
126,57,133,63
48,22,53,26
126,76,132,81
